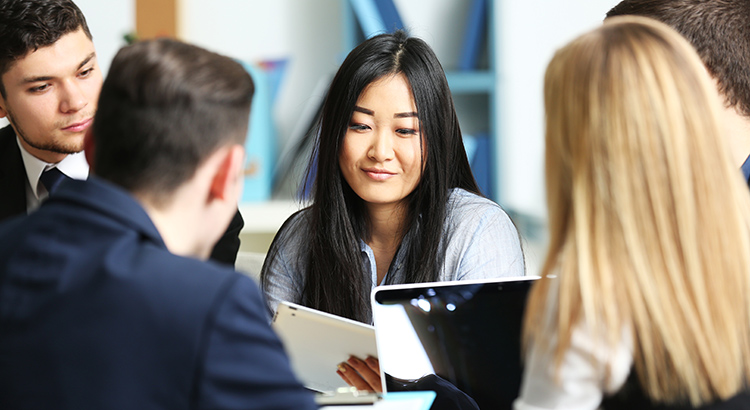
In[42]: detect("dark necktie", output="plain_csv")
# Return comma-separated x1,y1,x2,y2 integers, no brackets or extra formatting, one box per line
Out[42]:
40,167,69,194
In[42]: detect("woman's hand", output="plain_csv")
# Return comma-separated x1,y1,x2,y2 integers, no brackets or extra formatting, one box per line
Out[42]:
336,355,382,393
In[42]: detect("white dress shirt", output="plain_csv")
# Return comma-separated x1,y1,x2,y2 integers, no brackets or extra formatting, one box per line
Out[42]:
17,136,89,213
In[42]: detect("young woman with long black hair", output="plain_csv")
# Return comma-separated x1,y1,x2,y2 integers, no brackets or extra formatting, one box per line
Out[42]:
261,30,525,326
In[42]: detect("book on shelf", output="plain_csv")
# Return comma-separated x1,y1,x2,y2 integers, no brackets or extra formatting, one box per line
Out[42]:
240,59,289,202
374,0,404,32
464,132,493,198
349,0,386,37
458,0,488,71
349,0,404,38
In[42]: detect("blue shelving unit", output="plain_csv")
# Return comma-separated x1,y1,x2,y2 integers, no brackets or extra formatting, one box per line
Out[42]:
445,71,494,93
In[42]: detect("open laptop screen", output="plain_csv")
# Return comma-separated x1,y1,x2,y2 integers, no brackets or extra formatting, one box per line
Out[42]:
371,277,537,410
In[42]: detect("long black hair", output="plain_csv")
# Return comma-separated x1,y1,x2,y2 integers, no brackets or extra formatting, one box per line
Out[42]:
262,30,480,322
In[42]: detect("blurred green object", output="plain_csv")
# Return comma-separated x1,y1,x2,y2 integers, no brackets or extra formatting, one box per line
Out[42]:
123,32,138,45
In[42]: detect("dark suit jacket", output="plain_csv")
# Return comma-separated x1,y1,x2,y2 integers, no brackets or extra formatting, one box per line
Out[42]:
0,124,244,265
0,177,316,410
0,124,27,219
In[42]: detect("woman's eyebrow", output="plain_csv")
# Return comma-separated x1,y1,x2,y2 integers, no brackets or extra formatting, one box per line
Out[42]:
353,106,374,116
353,106,418,118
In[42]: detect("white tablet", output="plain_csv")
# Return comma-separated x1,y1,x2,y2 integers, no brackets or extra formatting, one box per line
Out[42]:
271,301,378,393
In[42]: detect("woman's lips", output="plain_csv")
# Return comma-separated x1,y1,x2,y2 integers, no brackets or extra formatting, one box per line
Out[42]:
363,168,396,181
62,118,93,133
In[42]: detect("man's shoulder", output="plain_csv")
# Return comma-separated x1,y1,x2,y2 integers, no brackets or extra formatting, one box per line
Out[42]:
0,125,19,157
0,126,27,222
0,125,21,167
0,193,245,316
0,124,15,140
127,245,246,305
138,243,265,309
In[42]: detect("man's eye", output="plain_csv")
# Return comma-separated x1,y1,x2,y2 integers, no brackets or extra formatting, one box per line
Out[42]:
29,84,49,93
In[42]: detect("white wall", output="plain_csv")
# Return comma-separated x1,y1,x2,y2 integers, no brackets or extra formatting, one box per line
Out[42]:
179,0,343,148
496,0,616,219
75,0,134,75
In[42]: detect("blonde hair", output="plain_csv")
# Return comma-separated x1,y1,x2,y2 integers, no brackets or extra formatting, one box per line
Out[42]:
524,16,750,405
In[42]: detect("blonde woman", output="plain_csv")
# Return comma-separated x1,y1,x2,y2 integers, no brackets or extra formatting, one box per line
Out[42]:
515,16,750,410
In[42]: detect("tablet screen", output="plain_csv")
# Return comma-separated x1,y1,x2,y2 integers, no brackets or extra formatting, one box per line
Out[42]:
272,301,377,393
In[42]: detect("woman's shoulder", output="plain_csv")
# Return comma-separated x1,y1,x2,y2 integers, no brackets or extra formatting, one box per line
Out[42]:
447,187,500,206
281,207,313,228
270,207,314,251
437,188,524,279
445,188,510,226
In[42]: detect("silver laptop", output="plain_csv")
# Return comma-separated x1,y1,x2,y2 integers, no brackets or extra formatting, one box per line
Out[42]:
371,276,538,409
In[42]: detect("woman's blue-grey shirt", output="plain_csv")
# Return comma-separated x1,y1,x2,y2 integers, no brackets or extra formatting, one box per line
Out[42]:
263,188,525,323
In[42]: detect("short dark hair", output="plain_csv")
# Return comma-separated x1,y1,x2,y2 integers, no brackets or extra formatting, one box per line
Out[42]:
92,38,254,204
0,0,92,97
606,0,750,117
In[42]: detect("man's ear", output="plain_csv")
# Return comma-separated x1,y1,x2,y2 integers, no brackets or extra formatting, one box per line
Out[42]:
209,144,245,201
84,127,96,170
0,93,8,119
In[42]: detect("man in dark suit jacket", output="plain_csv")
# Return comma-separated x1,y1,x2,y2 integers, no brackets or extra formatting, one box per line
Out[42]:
0,25,316,410
0,0,243,265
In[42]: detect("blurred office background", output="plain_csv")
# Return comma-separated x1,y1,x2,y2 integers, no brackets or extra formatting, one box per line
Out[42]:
4,0,618,275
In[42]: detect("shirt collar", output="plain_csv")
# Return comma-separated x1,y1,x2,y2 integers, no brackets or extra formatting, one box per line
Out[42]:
17,136,90,199
359,221,416,285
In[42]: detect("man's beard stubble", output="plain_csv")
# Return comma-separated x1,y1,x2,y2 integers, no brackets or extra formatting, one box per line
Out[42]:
6,109,86,155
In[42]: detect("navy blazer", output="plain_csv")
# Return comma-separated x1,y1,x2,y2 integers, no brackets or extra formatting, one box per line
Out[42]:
0,124,244,265
0,177,316,410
